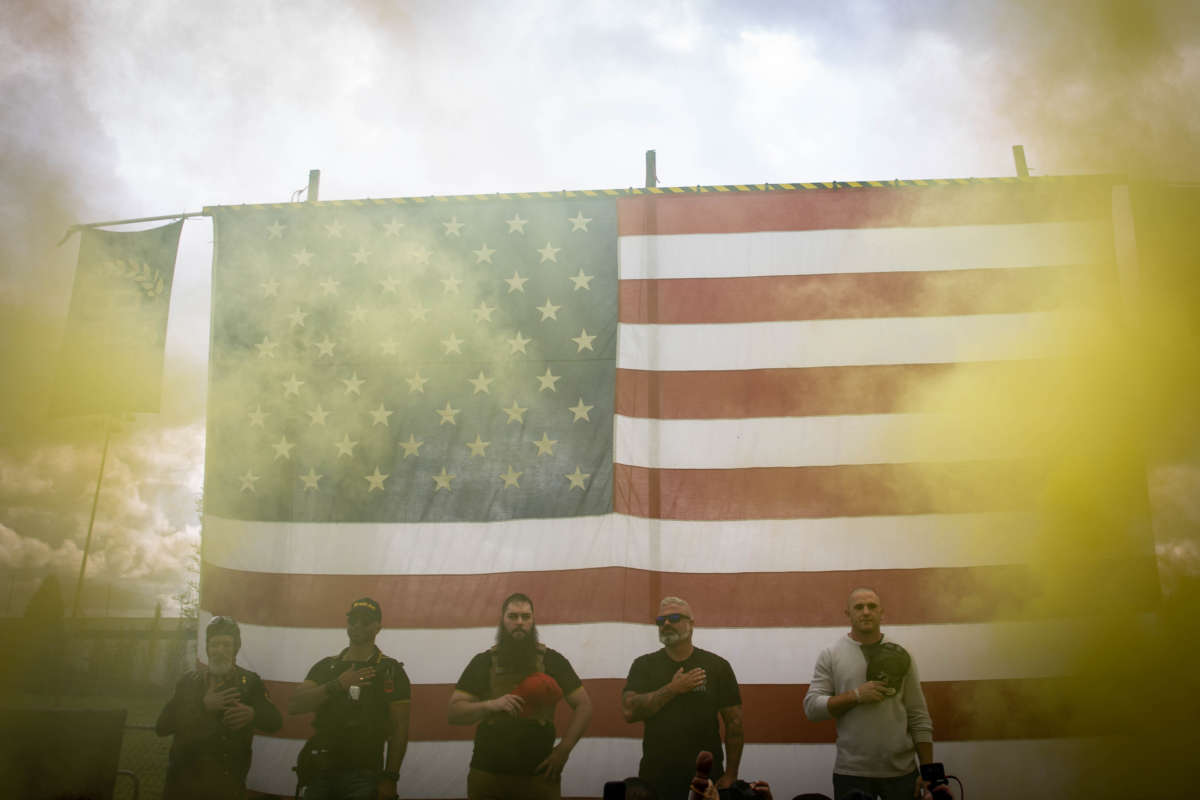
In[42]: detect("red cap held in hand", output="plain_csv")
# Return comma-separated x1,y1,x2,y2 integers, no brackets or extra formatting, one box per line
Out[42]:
511,672,563,717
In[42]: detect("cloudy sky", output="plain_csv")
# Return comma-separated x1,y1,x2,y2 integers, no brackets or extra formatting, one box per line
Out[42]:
2,0,1198,615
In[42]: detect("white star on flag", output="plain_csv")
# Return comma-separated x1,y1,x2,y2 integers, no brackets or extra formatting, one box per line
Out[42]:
247,406,268,427
537,299,561,320
499,465,522,487
505,271,529,293
505,213,528,234
239,470,259,492
272,435,295,460
314,337,336,358
565,465,590,489
299,468,322,491
369,404,393,426
472,243,496,263
571,329,596,352
365,467,389,492
472,302,496,322
570,269,594,290
399,434,423,457
537,368,561,392
569,398,594,422
432,467,455,490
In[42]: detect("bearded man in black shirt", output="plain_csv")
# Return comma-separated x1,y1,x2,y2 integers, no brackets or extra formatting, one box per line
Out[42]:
448,592,593,800
622,596,744,800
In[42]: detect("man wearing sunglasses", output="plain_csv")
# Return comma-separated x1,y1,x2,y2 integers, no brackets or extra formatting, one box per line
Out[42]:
155,615,282,800
622,596,744,800
288,597,411,800
802,587,933,800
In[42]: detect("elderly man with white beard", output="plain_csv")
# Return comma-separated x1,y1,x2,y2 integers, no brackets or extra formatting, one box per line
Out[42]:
155,615,282,800
622,596,744,800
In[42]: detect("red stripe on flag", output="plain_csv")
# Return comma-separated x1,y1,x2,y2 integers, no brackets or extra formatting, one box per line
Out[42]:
261,677,1101,743
617,267,1084,325
201,559,1158,629
617,182,1112,236
614,362,1061,419
613,462,1043,520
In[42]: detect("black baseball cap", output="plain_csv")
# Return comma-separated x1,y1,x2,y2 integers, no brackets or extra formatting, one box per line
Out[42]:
347,597,382,620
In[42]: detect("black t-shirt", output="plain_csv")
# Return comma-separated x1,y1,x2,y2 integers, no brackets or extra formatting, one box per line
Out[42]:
304,647,411,770
455,647,582,775
624,647,741,782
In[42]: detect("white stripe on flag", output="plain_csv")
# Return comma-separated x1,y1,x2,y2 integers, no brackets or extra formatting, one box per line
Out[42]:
615,312,1079,372
201,612,1116,685
202,511,1044,575
617,221,1111,280
613,413,1026,469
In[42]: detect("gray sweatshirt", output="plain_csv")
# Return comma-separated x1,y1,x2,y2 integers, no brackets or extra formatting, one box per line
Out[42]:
802,633,934,777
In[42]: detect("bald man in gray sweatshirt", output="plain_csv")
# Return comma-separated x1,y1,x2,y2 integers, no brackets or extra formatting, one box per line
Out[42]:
803,588,933,800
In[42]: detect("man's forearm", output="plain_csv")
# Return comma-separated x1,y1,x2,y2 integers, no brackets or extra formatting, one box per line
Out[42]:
558,695,592,752
720,706,744,780
916,741,933,765
447,696,493,725
826,690,861,718
385,732,408,773
723,729,744,778
622,685,677,722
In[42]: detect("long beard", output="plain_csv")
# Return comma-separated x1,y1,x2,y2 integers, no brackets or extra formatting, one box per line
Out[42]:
495,624,540,673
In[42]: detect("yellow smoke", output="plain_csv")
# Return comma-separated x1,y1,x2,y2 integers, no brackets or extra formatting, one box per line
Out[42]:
901,2,1200,794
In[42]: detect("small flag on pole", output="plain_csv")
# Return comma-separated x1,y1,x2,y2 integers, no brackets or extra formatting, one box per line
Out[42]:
51,220,183,417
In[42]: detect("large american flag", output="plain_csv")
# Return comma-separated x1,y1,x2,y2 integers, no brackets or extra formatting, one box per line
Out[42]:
201,177,1157,799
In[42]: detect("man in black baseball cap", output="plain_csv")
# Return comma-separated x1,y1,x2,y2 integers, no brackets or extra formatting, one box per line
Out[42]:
155,615,282,799
289,597,411,799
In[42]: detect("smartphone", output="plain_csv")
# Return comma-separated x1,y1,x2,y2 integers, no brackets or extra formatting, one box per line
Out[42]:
920,762,947,785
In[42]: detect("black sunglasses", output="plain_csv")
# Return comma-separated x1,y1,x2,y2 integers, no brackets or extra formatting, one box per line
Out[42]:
655,613,691,626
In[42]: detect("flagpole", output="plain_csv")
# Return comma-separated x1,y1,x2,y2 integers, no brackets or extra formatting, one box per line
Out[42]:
56,211,206,246
72,415,114,618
